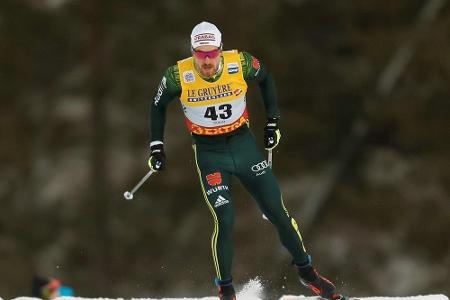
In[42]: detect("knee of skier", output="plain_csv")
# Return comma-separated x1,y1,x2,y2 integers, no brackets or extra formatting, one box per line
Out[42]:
263,209,288,226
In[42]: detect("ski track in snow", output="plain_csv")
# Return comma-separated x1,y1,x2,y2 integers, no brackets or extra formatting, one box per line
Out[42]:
7,278,449,300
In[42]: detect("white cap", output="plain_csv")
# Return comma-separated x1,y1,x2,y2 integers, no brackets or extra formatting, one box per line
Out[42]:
191,21,222,49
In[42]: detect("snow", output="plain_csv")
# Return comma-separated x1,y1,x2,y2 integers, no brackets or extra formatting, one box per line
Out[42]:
7,279,449,300
9,294,449,300
9,294,450,300
279,296,449,300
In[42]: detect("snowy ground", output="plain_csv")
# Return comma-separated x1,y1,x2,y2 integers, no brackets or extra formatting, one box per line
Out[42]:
7,279,449,300
279,297,449,300
9,294,450,300
9,295,450,300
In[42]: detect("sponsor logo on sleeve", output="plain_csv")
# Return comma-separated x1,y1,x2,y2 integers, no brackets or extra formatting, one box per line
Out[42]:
154,76,167,106
227,62,239,74
252,57,260,70
206,172,222,186
183,70,195,83
252,57,261,77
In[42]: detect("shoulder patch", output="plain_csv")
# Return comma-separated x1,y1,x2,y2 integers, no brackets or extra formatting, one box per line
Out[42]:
252,57,260,70
252,56,261,76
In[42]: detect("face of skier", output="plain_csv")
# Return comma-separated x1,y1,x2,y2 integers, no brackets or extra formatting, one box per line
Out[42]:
192,45,222,78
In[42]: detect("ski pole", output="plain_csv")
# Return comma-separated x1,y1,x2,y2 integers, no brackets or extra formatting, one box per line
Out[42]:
262,149,274,221
267,149,273,168
123,169,155,200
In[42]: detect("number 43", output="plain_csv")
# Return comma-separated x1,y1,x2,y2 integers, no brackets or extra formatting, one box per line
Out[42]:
204,104,232,120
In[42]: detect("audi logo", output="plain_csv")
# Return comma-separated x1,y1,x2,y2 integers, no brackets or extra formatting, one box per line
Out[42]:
251,160,269,172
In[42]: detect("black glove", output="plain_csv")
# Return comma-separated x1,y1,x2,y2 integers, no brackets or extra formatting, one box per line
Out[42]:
264,117,281,150
148,142,166,171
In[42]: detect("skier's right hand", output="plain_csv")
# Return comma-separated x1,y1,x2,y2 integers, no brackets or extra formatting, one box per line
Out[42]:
148,141,166,172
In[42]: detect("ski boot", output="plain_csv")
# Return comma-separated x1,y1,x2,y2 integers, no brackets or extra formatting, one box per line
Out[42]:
297,262,343,300
216,278,236,300
218,284,236,300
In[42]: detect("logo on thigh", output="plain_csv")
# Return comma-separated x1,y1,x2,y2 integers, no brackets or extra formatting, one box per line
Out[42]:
214,195,229,208
206,185,229,196
206,172,222,186
251,160,269,176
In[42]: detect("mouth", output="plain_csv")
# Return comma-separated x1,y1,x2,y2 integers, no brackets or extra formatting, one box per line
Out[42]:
202,64,214,70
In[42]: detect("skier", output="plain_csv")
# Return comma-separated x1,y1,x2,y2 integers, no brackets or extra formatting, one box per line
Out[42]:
148,21,344,300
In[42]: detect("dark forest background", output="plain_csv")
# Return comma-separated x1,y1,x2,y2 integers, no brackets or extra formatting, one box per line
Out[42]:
1,0,449,299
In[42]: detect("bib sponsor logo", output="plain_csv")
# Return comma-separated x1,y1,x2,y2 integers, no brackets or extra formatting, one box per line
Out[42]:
190,115,248,135
183,70,195,83
206,185,229,196
187,84,233,102
154,76,167,106
251,160,269,176
227,62,239,74
206,172,222,186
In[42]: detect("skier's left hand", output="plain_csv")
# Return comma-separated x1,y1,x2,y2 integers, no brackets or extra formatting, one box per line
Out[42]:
264,117,281,150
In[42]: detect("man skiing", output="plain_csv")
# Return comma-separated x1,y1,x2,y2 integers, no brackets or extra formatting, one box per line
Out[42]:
148,21,344,300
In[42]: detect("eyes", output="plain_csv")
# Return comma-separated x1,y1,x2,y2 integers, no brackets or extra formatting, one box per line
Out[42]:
193,49,221,59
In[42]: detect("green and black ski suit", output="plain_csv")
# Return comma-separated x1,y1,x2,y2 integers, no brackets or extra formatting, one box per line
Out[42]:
150,50,310,284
